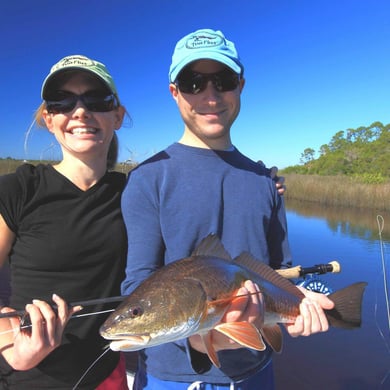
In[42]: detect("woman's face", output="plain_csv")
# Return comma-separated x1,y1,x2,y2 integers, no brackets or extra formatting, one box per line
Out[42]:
43,73,124,163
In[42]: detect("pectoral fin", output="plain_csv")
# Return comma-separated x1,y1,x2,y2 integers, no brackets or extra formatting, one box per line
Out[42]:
201,332,221,368
214,322,266,351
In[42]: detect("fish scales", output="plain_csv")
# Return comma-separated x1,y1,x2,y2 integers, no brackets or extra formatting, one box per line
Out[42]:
100,234,367,368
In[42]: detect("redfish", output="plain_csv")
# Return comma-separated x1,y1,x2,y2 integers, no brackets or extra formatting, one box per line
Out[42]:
100,234,366,367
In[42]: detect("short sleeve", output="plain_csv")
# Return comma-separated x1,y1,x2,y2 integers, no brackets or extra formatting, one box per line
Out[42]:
0,164,35,233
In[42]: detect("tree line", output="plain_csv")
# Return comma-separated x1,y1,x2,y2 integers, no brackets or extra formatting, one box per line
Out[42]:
283,121,390,183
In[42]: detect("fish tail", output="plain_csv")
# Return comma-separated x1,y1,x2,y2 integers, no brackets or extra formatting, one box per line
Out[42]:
326,282,367,329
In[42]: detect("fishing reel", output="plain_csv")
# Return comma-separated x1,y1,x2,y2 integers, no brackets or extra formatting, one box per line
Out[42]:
296,275,333,295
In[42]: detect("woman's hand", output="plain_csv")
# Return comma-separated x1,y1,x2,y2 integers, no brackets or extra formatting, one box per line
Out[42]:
0,294,82,370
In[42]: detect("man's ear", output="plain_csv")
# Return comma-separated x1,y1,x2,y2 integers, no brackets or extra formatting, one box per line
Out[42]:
169,83,179,102
239,78,245,93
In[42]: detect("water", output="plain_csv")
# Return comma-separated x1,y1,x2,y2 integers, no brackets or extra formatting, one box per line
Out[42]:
274,201,390,390
1,201,389,388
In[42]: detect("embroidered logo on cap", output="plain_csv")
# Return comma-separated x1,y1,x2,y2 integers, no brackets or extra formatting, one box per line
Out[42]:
51,56,95,72
185,32,224,50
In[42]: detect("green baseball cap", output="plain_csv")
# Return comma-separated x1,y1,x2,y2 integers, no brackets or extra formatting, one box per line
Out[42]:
41,55,118,99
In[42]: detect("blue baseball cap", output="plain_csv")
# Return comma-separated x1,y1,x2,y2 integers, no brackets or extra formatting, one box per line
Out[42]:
169,29,244,83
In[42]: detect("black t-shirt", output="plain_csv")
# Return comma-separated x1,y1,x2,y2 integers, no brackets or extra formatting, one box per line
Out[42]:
0,164,127,389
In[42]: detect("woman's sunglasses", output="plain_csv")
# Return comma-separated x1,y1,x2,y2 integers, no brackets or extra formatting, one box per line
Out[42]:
45,90,119,114
175,68,241,95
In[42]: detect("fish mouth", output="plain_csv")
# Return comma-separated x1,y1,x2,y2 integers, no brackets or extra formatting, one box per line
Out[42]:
106,335,151,352
101,332,149,341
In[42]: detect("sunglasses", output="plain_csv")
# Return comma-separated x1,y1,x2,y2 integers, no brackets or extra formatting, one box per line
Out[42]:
45,90,119,114
175,68,241,95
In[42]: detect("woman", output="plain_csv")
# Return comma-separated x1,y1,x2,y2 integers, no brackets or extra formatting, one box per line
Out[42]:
0,55,128,389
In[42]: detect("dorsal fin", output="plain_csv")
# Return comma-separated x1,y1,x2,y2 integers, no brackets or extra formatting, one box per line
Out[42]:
234,252,305,299
191,234,232,261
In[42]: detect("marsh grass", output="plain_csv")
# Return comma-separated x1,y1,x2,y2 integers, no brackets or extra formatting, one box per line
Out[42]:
0,159,135,175
1,161,388,211
0,159,24,175
283,174,389,211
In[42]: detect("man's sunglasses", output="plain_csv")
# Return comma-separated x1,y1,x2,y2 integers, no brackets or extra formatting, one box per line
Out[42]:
175,68,241,95
45,91,119,114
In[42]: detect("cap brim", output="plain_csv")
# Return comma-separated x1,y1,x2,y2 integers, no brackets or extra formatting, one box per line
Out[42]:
169,51,242,82
41,67,113,99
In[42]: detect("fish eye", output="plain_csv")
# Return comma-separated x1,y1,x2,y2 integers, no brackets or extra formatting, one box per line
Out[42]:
128,305,143,318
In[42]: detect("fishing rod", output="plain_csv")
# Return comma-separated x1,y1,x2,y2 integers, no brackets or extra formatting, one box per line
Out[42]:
278,260,341,295
376,215,390,386
0,295,124,322
377,215,389,331
277,260,341,279
0,261,341,323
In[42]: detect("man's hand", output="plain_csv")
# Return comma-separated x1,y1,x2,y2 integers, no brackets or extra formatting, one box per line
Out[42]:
269,166,286,196
189,280,264,352
257,161,286,196
285,287,335,337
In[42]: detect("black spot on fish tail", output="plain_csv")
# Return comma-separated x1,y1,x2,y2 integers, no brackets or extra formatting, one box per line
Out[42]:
325,282,367,329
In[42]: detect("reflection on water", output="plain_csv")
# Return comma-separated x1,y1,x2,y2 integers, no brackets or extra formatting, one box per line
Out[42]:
274,201,390,390
286,198,390,242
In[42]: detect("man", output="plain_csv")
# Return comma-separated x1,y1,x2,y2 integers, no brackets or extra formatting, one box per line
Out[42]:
121,28,333,389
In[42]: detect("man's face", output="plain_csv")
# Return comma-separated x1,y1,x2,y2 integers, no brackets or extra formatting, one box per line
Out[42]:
170,60,245,149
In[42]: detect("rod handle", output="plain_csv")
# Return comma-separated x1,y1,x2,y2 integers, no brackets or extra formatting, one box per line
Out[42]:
276,261,341,279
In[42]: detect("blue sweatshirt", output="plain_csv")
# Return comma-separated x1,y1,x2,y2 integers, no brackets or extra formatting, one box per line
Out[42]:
121,143,291,384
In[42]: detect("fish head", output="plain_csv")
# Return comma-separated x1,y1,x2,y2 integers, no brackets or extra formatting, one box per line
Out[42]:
99,276,209,351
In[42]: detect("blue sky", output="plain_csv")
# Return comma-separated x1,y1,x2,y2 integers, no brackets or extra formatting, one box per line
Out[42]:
1,0,389,168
